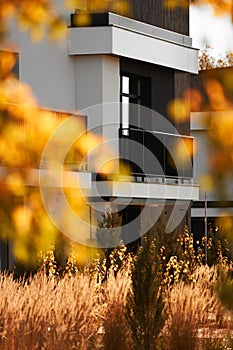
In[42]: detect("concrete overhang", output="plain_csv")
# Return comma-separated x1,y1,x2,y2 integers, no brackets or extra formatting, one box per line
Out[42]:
68,13,199,74
89,180,199,201
1,165,199,201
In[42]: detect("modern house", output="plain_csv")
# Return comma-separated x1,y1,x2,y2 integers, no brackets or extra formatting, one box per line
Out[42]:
0,0,199,270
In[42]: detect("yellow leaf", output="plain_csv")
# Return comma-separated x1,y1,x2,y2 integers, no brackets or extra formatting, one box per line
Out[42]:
0,51,15,79
12,205,33,235
112,0,132,15
49,20,67,41
198,174,214,192
6,172,26,196
167,98,190,122
72,13,91,26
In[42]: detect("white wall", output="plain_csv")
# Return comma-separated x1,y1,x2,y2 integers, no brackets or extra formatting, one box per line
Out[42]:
6,1,77,112
75,55,120,167
7,19,121,162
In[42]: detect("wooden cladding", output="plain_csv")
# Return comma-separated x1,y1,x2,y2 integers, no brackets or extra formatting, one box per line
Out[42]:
129,0,189,35
174,71,190,135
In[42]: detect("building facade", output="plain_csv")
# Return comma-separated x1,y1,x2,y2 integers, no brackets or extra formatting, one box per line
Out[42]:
0,0,199,269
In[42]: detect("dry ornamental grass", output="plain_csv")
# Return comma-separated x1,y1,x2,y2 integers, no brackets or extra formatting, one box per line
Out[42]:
0,272,103,350
0,251,233,349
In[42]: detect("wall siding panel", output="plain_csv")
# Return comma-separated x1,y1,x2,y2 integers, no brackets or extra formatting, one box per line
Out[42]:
174,71,190,135
129,0,189,35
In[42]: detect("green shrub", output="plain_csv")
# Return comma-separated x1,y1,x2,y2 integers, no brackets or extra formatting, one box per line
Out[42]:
126,236,166,350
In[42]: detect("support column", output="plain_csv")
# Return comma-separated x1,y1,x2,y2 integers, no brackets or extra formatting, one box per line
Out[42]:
75,55,120,172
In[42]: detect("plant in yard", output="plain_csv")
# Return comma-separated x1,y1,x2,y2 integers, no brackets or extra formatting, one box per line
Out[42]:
161,265,229,350
102,266,133,350
1,238,233,349
126,235,166,350
214,262,233,345
178,226,203,280
0,271,103,350
161,227,204,286
53,232,71,274
96,209,130,282
206,222,233,267
38,240,81,276
96,209,122,249
201,338,230,350
38,243,57,275
0,266,133,350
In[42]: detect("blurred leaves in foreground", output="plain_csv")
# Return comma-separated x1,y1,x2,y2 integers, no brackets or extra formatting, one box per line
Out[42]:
0,0,133,266
0,0,131,42
1,0,233,264
0,0,68,42
0,52,124,264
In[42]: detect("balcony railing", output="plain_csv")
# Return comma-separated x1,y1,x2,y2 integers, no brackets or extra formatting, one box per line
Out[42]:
119,128,193,182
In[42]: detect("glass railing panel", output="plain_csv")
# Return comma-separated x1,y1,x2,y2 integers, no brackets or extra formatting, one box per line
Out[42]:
119,128,193,180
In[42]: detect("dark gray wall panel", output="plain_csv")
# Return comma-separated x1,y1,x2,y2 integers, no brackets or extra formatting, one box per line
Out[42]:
174,70,190,135
129,0,189,35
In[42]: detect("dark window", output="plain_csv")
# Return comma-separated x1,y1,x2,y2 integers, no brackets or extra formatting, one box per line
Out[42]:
120,74,151,130
120,58,174,131
119,65,192,179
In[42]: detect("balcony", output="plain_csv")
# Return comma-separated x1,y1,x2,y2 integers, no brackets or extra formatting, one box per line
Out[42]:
119,128,194,184
82,128,198,202
0,107,88,171
0,107,91,189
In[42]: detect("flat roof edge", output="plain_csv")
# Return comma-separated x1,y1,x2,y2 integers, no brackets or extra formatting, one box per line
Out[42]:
70,11,196,49
108,12,193,47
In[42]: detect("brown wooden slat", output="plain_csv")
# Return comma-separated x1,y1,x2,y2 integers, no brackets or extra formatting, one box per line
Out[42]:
129,0,189,35
174,70,190,135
